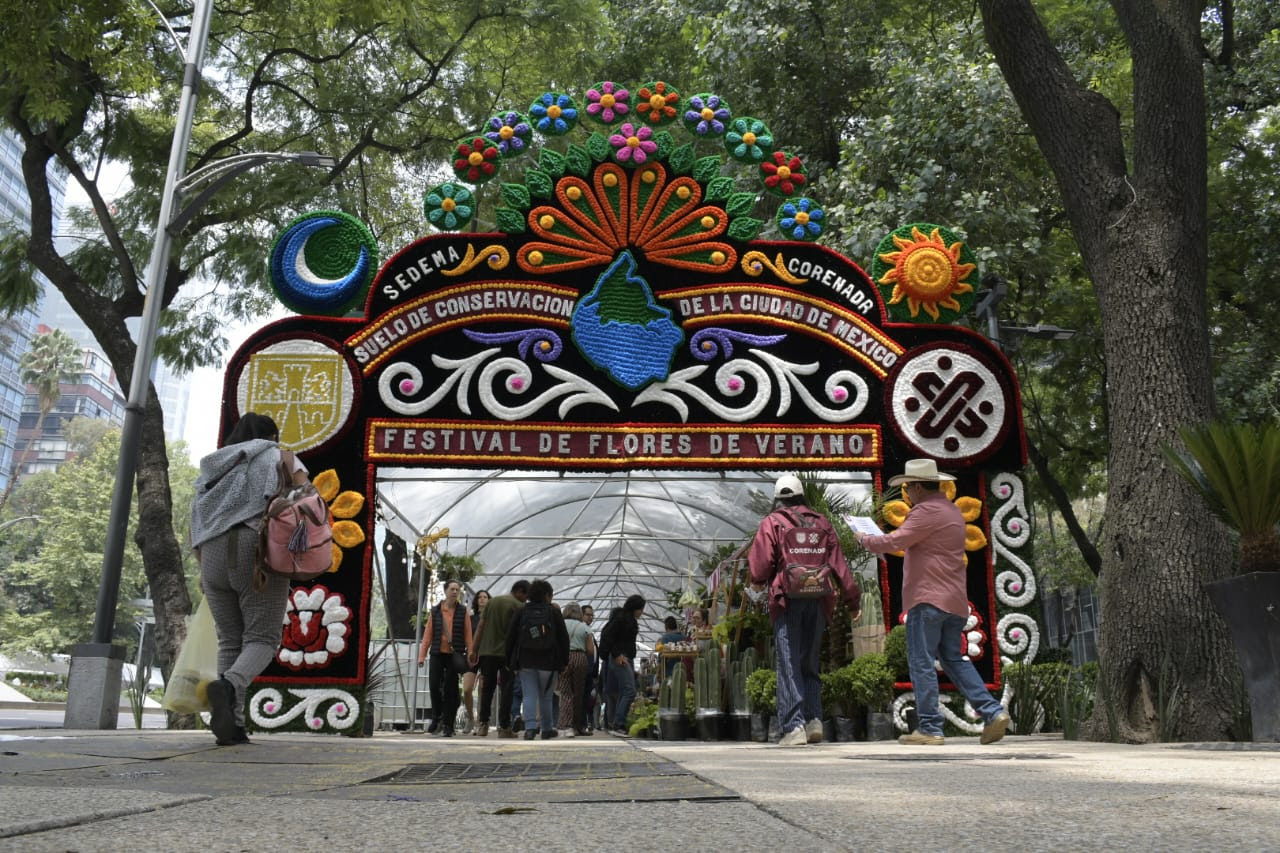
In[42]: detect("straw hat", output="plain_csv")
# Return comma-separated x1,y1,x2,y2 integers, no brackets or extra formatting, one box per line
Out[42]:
887,458,956,487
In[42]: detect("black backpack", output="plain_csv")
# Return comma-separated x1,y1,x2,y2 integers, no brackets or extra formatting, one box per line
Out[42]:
519,602,556,652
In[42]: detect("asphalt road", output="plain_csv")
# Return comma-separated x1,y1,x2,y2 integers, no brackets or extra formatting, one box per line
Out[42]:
0,708,167,730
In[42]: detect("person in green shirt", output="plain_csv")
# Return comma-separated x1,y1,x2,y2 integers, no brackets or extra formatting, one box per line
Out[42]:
468,579,529,737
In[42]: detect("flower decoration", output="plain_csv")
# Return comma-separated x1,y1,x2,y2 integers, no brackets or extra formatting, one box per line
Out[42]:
529,92,579,135
423,182,474,231
777,197,824,241
312,468,366,572
963,604,988,659
484,111,532,157
585,81,630,125
724,117,773,163
760,151,807,197
682,93,731,137
608,122,658,165
277,586,352,669
635,81,680,125
871,223,978,322
452,137,501,184
880,479,987,563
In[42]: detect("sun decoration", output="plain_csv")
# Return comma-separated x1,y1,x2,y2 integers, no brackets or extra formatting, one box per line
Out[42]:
423,182,474,231
452,137,501,184
635,81,680,125
871,223,978,323
880,479,988,563
310,469,365,572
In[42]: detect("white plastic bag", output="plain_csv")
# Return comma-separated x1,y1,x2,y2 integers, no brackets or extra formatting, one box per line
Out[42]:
161,598,219,713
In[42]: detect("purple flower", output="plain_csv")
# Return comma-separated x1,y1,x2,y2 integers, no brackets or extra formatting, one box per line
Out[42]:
608,123,657,164
484,111,532,157
683,93,731,137
585,81,630,125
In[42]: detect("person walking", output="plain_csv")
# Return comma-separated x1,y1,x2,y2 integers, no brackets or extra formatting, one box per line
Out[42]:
748,474,862,747
855,458,1010,746
190,412,310,746
460,588,490,733
599,595,645,735
416,580,473,737
580,604,598,733
556,603,596,737
506,580,570,740
468,580,528,737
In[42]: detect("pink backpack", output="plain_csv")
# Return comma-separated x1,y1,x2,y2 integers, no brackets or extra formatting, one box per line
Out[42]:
257,455,333,583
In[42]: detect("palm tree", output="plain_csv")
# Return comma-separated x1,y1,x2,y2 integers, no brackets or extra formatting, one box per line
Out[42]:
1163,421,1280,574
0,328,82,511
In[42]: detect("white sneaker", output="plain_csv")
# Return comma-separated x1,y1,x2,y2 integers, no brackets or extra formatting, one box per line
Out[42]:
778,726,808,747
559,728,576,738
804,718,823,744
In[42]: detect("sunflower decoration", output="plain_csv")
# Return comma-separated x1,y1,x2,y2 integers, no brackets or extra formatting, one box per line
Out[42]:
879,479,987,562
311,469,365,573
870,223,977,323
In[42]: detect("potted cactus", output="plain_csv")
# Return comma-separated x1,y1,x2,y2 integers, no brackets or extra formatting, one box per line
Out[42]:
727,647,758,740
694,643,724,740
657,664,689,740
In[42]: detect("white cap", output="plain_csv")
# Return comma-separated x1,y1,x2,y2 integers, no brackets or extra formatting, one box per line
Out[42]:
774,474,803,499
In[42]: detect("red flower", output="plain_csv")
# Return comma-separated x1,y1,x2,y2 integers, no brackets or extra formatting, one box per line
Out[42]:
760,150,807,196
453,137,500,183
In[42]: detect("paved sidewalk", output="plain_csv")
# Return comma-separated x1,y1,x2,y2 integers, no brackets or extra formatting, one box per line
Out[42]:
0,727,1276,851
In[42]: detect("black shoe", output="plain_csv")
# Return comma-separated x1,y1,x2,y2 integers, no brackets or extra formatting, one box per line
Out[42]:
523,729,537,740
216,725,250,746
206,677,239,745
441,727,454,737
513,715,523,731
426,718,440,734
541,729,558,740
574,727,590,736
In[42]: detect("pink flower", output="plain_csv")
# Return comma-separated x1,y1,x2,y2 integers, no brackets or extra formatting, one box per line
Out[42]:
585,81,630,124
608,123,657,164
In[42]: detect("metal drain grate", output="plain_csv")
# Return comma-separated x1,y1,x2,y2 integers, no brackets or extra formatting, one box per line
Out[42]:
366,760,688,785
844,752,1066,762
1176,743,1280,752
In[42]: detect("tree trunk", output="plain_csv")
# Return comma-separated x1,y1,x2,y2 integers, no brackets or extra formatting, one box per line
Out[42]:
979,0,1238,740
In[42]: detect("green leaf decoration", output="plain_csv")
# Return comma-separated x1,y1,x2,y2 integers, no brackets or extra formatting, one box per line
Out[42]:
526,168,555,199
501,182,531,211
586,132,611,162
706,176,734,202
653,131,675,162
693,156,723,184
727,216,765,242
669,143,696,175
565,144,592,177
495,207,527,234
538,148,566,179
725,191,757,218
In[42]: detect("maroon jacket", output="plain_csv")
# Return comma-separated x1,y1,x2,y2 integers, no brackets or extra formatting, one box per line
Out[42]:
748,504,861,619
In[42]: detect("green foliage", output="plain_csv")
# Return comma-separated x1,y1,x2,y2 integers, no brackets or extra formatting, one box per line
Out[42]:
883,624,909,681
839,652,894,711
693,643,722,710
627,695,658,737
1164,421,1280,573
434,553,484,586
744,667,776,714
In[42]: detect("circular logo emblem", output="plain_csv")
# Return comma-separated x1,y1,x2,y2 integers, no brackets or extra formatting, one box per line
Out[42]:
886,346,1010,462
236,338,356,453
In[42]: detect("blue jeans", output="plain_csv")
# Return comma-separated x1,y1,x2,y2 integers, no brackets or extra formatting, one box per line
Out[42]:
610,658,636,728
906,603,1005,735
518,668,556,732
773,598,825,734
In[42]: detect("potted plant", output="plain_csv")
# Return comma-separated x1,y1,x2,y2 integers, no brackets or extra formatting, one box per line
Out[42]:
820,669,851,741
694,644,724,740
745,668,777,742
1164,420,1280,742
657,664,689,740
843,652,895,741
727,647,758,740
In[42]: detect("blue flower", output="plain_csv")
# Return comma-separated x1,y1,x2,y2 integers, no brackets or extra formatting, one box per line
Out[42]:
528,92,579,136
777,197,824,241
484,111,532,157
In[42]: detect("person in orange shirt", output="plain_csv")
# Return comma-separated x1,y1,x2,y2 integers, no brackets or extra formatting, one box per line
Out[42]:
416,580,474,737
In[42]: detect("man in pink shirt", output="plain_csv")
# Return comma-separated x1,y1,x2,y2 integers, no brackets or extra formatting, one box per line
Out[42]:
855,459,1010,746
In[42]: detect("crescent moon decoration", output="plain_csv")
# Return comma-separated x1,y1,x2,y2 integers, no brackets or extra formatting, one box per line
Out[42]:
269,211,379,316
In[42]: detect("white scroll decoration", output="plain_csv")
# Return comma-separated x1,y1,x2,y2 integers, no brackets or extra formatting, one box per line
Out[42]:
997,612,1041,667
751,349,869,421
477,359,618,420
250,687,360,731
989,472,1037,608
633,360,772,422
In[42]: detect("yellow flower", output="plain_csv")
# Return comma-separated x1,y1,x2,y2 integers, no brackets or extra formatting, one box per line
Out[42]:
881,481,986,562
312,469,366,573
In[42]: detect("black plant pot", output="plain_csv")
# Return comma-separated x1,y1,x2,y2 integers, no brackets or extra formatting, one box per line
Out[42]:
657,710,689,741
696,710,723,741
750,711,769,742
767,715,781,743
822,718,836,743
866,711,896,741
731,712,751,741
1205,572,1280,742
834,715,855,742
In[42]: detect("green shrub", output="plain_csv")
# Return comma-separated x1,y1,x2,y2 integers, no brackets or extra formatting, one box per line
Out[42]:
745,668,777,714
627,697,658,737
884,624,909,680
842,652,894,710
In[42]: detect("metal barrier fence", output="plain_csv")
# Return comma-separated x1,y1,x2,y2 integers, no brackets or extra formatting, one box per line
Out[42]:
367,640,431,730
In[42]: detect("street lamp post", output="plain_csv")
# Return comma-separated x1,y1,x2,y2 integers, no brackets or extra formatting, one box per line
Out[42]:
64,0,333,729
